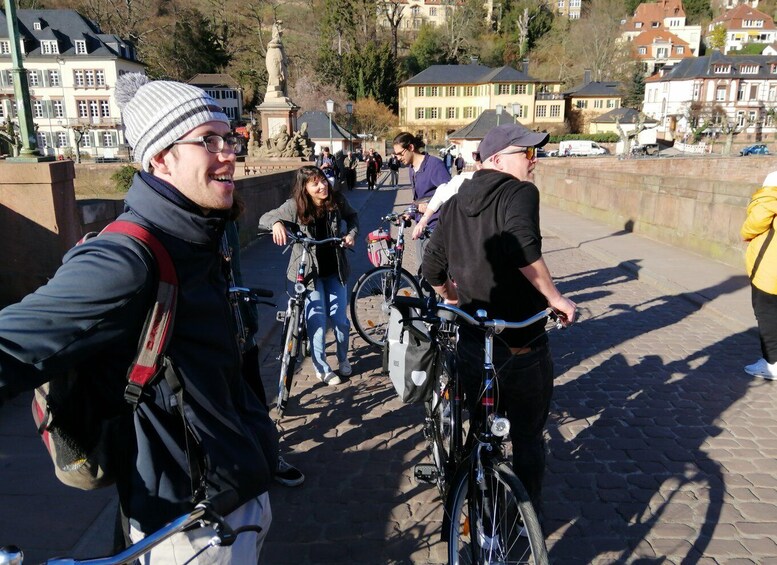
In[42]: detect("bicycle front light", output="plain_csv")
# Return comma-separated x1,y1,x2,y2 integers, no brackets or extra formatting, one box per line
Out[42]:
294,282,306,294
489,415,511,438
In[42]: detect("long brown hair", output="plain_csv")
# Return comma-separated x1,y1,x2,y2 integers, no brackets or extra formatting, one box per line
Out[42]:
292,165,340,225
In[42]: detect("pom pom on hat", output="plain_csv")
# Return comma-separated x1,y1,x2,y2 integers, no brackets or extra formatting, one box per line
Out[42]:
116,73,230,172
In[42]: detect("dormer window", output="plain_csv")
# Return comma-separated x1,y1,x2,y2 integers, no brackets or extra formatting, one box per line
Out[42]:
652,21,659,28
714,64,731,74
638,47,647,54
741,64,759,74
33,22,41,30
40,40,59,55
75,40,87,54
771,63,777,73
635,22,643,28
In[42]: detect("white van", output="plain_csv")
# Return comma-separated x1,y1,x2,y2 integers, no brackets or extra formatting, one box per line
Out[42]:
558,140,609,157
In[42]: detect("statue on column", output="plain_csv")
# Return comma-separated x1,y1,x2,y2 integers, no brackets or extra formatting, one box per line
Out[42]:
265,20,289,100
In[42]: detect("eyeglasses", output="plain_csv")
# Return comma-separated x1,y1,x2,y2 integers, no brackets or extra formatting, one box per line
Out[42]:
172,134,242,155
492,146,536,161
393,147,408,157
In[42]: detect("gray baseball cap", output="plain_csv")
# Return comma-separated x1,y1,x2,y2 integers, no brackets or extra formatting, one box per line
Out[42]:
479,124,550,162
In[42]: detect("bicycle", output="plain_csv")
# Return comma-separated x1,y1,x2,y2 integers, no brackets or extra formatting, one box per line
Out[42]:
0,492,260,564
259,226,344,418
394,295,558,565
350,206,429,347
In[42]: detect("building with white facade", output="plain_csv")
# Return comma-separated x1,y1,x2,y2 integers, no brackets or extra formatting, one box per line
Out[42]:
621,0,703,56
708,3,777,54
552,0,583,20
187,74,242,123
642,52,777,140
378,0,494,31
0,9,143,159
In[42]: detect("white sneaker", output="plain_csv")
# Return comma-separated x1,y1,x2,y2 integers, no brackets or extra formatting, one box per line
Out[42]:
745,358,777,380
339,360,352,377
316,371,342,386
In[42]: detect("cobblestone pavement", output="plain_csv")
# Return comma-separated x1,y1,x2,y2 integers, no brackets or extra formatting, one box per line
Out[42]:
0,167,773,564
252,177,773,564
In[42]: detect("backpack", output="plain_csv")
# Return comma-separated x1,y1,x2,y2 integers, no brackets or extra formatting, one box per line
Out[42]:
383,302,437,403
31,220,178,490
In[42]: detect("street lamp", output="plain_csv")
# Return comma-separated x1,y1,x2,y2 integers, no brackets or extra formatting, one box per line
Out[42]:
326,99,334,153
496,104,503,126
345,102,353,152
512,102,521,123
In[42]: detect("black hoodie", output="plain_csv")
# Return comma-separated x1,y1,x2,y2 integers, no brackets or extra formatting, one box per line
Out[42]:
422,168,549,347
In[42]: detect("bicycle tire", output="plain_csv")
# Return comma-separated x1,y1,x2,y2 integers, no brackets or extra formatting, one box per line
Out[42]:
349,266,421,347
425,351,460,497
447,459,549,565
276,303,301,417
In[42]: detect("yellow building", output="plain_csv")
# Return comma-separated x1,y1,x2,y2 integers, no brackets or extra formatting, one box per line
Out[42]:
398,62,565,144
564,72,625,133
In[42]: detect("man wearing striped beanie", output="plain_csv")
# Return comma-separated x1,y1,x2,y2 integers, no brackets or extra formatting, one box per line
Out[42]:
111,74,279,562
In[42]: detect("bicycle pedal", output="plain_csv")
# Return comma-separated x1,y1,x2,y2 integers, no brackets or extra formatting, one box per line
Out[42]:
414,464,439,483
276,311,286,322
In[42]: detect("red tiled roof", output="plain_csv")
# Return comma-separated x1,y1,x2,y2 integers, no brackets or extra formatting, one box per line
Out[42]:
631,29,693,60
711,3,776,30
623,0,686,31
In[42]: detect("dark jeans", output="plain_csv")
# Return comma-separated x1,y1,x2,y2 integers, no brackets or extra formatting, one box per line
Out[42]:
752,284,777,363
457,335,554,512
346,169,356,190
366,169,377,189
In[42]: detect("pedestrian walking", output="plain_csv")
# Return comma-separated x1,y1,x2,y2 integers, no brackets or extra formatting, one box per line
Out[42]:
344,151,358,191
365,150,380,190
743,170,777,380
0,73,279,563
455,153,465,175
422,123,577,522
259,166,359,385
388,154,400,187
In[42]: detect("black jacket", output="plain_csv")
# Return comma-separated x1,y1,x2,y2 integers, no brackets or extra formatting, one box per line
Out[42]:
0,174,278,533
422,168,548,346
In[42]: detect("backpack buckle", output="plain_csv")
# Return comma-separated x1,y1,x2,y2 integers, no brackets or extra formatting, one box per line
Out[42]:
124,382,145,406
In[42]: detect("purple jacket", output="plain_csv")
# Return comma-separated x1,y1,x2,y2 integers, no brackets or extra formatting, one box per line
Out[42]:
409,154,451,228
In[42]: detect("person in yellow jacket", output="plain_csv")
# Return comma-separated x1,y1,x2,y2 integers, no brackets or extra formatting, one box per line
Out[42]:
742,170,777,379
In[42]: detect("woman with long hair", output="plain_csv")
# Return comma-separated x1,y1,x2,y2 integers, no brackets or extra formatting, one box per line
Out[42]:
260,166,359,385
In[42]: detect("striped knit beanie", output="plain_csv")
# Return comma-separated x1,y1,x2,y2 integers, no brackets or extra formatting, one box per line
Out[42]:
115,73,230,172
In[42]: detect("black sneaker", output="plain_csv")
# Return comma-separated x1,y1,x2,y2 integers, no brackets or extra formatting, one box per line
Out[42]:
275,455,305,487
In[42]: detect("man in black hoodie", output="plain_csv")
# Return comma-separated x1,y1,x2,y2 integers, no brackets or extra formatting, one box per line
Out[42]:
422,123,576,519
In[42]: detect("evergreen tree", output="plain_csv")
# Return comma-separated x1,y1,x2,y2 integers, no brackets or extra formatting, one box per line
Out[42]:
622,64,646,110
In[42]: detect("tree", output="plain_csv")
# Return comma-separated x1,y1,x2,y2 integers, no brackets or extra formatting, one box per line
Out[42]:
376,0,405,60
342,41,399,109
708,25,727,51
624,0,644,16
683,0,713,26
144,7,231,81
622,64,646,110
501,0,554,62
440,0,488,61
404,24,448,76
684,101,726,143
352,97,396,140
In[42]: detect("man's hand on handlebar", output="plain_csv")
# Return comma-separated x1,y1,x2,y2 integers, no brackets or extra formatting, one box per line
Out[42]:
412,216,429,240
549,295,577,327
342,234,355,248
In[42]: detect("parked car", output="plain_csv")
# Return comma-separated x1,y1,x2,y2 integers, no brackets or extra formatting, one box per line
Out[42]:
630,143,659,156
558,140,609,157
740,143,770,156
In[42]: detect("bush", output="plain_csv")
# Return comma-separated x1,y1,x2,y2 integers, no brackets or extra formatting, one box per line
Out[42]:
548,133,620,144
110,165,138,193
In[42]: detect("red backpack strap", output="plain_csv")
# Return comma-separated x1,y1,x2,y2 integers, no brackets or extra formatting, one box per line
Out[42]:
99,220,178,406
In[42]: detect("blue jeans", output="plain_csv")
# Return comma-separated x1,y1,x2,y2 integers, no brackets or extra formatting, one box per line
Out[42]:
305,275,350,374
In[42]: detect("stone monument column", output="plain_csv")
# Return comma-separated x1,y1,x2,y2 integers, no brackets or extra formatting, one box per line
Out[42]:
258,20,298,147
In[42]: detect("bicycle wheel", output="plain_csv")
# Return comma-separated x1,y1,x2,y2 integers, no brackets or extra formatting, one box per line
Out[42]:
276,303,301,417
350,266,421,347
447,459,549,565
425,352,460,497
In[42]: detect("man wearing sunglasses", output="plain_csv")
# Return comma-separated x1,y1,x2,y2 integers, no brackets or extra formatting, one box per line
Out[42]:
0,74,278,563
422,123,576,524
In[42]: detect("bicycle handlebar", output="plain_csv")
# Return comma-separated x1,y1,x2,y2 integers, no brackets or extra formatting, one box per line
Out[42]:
393,295,555,334
1,492,249,564
258,226,344,248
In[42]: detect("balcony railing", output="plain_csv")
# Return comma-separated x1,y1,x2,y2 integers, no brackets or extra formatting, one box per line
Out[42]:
536,92,564,101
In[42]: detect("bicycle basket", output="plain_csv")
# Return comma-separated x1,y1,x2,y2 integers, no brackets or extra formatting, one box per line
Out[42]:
366,229,393,268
